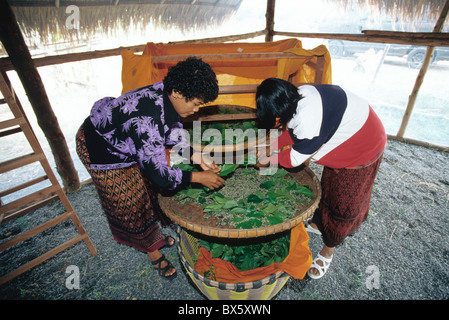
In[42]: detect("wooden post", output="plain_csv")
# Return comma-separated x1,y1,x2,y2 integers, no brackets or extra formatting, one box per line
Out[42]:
397,0,449,138
0,1,80,192
265,0,276,42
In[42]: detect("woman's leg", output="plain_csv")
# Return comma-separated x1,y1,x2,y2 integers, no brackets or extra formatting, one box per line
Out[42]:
76,127,176,277
308,157,382,278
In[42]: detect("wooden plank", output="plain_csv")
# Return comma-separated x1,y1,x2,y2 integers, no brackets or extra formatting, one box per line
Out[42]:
0,184,59,217
185,113,258,123
0,211,73,251
219,84,258,94
0,193,58,224
151,52,319,63
0,175,49,198
0,233,87,286
0,153,45,174
0,127,22,138
0,117,25,130
218,82,307,95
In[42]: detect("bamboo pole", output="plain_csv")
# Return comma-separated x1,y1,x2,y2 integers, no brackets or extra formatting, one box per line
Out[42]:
397,0,449,138
0,1,80,192
0,31,267,71
265,0,276,42
387,135,449,152
273,31,449,47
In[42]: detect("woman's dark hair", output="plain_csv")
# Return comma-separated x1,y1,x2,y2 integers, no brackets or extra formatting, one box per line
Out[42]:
163,57,218,103
256,78,302,129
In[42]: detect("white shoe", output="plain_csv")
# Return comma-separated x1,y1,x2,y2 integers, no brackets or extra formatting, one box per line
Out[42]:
304,220,321,235
307,253,333,280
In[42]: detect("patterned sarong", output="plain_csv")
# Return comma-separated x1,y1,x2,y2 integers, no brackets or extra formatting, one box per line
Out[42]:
311,155,383,247
76,126,171,253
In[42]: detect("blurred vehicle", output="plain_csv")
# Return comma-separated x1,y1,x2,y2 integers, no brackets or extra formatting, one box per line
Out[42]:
327,40,449,69
322,17,449,68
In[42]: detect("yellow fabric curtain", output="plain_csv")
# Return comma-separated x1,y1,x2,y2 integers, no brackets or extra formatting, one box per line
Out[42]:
121,38,332,108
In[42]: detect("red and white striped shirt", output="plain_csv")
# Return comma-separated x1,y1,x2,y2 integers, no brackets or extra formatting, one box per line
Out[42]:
271,84,387,169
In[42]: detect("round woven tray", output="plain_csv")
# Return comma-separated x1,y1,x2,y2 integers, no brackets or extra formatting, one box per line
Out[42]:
159,166,321,239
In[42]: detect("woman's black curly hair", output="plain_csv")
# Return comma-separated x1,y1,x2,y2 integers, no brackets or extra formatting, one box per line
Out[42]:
163,57,219,103
256,78,302,129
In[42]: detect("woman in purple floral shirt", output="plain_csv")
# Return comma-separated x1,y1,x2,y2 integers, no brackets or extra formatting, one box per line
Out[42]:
76,57,224,279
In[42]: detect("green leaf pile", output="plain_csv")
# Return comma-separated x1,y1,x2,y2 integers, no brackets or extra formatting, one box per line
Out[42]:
199,234,290,272
174,166,314,229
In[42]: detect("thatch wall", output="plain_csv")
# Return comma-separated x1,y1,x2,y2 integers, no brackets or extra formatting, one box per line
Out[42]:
9,0,242,44
336,0,448,22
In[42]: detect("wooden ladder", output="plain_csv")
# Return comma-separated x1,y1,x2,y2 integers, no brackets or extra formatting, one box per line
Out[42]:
0,71,97,285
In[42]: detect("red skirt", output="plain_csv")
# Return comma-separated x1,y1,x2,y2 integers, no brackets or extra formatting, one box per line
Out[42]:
76,127,171,253
311,155,383,247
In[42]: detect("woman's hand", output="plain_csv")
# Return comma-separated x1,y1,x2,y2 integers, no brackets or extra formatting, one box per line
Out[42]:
255,145,272,168
191,170,225,190
191,152,218,171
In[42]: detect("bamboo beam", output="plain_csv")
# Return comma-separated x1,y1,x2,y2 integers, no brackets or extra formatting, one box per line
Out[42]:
362,30,449,40
265,0,276,42
169,30,266,44
0,31,267,71
273,31,449,47
0,44,146,71
387,135,449,152
397,0,449,138
0,1,80,193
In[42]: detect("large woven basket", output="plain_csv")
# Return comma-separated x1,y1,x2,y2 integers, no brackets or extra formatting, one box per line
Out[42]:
176,227,290,300
159,166,321,239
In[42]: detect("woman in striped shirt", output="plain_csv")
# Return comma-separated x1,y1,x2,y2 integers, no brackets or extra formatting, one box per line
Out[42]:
256,78,386,280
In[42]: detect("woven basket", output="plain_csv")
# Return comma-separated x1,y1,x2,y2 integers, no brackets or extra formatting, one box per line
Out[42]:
159,166,321,239
176,227,290,300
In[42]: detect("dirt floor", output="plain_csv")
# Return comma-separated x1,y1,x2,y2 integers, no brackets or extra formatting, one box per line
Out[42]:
0,139,448,304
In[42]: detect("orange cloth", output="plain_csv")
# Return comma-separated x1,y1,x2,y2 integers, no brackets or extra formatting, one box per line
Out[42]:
194,223,312,283
121,39,332,108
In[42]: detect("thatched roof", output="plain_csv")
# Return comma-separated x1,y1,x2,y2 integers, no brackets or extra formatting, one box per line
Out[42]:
335,0,448,24
6,0,448,47
8,0,243,43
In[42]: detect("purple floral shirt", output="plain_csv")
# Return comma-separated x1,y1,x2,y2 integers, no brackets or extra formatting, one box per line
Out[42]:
83,82,192,191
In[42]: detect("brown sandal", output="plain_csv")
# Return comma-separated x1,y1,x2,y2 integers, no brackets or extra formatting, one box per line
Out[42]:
151,254,177,280
163,235,175,248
